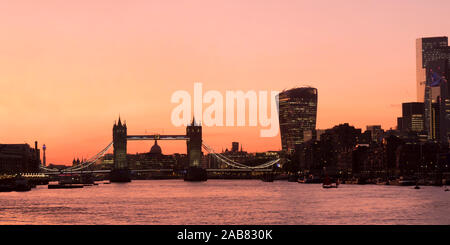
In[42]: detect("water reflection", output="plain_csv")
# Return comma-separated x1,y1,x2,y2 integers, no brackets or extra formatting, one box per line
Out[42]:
0,180,449,225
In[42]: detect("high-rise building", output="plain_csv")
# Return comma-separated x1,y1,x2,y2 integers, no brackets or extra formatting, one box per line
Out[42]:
277,87,318,154
416,37,450,141
416,36,449,102
401,102,425,133
397,117,404,131
231,142,239,152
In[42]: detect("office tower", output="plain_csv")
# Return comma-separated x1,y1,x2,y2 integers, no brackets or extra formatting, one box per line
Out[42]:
397,117,404,131
421,41,450,141
425,58,449,142
366,125,384,143
231,142,239,152
401,102,425,133
277,87,318,154
416,36,449,102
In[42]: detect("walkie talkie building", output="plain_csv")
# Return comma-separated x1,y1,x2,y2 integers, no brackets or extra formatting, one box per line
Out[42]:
277,87,318,154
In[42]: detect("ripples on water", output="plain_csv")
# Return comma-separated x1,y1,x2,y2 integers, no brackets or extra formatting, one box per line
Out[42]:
0,180,449,225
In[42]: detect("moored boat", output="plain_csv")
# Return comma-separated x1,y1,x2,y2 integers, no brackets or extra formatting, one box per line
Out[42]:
322,175,338,188
13,175,32,192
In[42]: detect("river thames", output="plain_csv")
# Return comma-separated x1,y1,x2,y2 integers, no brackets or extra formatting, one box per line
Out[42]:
1,180,449,225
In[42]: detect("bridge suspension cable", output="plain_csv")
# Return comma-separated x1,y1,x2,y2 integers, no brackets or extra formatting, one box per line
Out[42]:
62,141,113,172
202,143,280,169
40,141,113,173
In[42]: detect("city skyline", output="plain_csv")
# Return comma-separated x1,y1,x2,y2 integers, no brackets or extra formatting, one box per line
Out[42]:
1,0,449,164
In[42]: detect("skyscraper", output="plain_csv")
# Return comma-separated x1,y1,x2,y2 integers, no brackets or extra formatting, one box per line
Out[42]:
416,37,450,141
416,36,449,102
401,102,425,133
277,87,318,154
427,59,450,143
231,142,239,152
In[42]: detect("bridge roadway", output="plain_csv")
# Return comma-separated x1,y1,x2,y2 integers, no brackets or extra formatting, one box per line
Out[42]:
127,135,188,141
43,168,273,175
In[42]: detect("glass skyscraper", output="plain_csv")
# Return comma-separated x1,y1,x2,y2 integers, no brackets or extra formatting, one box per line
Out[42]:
416,36,449,102
277,87,318,154
416,37,450,142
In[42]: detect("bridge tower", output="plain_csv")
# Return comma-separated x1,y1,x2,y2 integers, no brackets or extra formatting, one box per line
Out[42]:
186,117,202,167
184,117,207,181
110,116,131,182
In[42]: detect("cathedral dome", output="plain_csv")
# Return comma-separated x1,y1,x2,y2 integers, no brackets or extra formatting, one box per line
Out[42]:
149,140,162,154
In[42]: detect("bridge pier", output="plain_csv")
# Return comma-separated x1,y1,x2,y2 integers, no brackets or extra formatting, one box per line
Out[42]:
184,167,207,181
109,168,131,182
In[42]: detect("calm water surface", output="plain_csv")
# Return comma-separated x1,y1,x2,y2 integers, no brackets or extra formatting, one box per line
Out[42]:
1,180,449,225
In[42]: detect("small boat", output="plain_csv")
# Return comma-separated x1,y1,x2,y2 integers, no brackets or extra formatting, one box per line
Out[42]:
13,175,32,192
48,184,84,189
297,178,306,183
398,179,416,186
322,175,338,188
48,174,85,189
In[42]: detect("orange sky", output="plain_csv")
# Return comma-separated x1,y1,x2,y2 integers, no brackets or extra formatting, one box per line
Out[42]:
0,0,449,165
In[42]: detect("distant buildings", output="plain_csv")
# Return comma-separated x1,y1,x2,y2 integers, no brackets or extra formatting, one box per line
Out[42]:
98,140,186,171
277,87,318,154
366,125,384,143
201,142,279,169
0,141,41,173
294,122,450,178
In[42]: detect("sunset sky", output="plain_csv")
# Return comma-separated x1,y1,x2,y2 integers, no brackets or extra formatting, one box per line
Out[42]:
0,0,449,165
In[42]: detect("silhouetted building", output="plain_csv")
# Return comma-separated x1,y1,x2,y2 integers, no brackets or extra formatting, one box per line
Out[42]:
0,142,41,173
127,140,180,169
397,117,404,131
231,142,239,152
298,123,362,175
401,102,425,133
366,125,384,143
277,87,318,154
303,129,325,142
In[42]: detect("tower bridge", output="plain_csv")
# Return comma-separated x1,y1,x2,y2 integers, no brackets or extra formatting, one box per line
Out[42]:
39,117,280,181
111,117,204,182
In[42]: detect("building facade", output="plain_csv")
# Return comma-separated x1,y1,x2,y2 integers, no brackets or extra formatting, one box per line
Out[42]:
277,87,318,154
0,142,41,173
399,102,425,133
416,36,449,102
